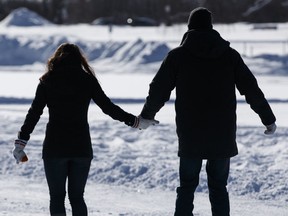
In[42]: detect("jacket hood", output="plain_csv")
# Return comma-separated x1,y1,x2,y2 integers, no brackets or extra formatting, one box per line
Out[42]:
180,29,230,59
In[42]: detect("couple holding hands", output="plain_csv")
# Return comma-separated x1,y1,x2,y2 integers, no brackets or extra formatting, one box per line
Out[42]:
12,7,276,216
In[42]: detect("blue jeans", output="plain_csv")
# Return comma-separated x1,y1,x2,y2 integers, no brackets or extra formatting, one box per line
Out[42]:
43,158,92,216
174,157,230,216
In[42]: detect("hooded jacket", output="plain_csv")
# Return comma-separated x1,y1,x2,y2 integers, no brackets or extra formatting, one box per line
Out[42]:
141,29,276,159
18,65,136,158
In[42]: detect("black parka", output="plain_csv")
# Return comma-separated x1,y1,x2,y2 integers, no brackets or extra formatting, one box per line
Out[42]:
141,29,276,159
18,65,135,158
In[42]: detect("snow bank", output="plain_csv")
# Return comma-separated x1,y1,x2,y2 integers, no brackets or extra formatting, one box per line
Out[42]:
0,34,170,66
0,7,287,76
247,54,288,76
0,31,287,75
0,8,170,66
0,34,64,65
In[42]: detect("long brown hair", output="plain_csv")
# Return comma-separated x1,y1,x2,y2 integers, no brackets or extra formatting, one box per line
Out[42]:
40,43,95,81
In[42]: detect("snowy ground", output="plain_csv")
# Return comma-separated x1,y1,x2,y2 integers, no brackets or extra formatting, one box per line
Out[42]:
1,100,288,215
0,176,287,216
0,8,288,216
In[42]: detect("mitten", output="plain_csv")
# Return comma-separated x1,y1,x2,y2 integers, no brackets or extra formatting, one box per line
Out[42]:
13,139,28,163
132,116,159,130
264,122,276,135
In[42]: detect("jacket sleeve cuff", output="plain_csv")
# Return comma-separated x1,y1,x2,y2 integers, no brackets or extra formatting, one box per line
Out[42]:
17,131,30,141
124,114,137,127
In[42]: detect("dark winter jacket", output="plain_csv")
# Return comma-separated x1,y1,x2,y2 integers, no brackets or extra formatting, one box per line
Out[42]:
141,29,276,159
18,65,136,158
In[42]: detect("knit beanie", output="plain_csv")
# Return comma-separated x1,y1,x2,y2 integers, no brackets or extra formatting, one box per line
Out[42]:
188,7,213,30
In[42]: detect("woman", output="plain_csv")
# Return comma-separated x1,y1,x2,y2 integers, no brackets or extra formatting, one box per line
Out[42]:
12,43,157,216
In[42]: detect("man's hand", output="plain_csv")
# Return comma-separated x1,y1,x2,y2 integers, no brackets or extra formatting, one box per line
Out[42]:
13,139,28,164
133,116,159,130
264,123,277,135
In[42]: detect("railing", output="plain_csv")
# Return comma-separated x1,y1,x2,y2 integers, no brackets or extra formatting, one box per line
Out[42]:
229,40,288,57
165,39,288,57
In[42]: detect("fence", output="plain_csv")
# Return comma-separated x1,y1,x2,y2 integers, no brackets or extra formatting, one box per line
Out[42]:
229,40,288,57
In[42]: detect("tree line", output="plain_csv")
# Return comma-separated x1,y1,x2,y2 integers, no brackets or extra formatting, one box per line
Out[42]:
0,0,287,24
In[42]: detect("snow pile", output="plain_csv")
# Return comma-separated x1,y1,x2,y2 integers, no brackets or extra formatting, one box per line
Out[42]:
0,35,170,66
103,39,170,64
0,8,170,66
0,7,52,27
0,32,287,75
0,34,64,65
244,54,288,76
0,7,287,74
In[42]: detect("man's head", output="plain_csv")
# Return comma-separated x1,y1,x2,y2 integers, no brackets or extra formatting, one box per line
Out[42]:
188,7,213,30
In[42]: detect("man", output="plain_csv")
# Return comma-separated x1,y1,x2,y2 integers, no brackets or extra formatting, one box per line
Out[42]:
140,7,276,216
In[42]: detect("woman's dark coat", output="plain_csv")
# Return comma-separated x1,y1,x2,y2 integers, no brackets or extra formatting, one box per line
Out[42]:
18,65,135,158
141,29,276,159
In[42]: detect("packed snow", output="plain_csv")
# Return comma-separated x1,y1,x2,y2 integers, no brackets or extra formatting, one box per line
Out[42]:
0,8,287,216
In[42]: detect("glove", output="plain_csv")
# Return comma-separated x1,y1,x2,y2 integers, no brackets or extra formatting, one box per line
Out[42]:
13,139,28,164
133,116,159,130
264,123,276,135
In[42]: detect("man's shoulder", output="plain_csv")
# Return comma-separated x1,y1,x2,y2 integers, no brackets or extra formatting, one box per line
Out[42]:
167,43,241,60
167,46,187,56
171,45,185,52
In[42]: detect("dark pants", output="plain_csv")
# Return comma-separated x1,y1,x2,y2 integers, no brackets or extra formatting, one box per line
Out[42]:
43,158,92,216
174,157,230,216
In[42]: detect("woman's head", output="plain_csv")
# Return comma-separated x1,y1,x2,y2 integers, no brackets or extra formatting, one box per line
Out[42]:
41,43,95,81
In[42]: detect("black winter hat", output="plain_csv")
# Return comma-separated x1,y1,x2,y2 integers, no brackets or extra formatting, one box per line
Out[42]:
188,7,213,30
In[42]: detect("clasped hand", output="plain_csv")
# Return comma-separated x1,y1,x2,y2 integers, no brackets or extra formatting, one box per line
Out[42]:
133,116,159,130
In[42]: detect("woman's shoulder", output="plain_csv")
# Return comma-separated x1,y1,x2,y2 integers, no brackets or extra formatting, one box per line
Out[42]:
79,70,97,83
40,67,98,87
